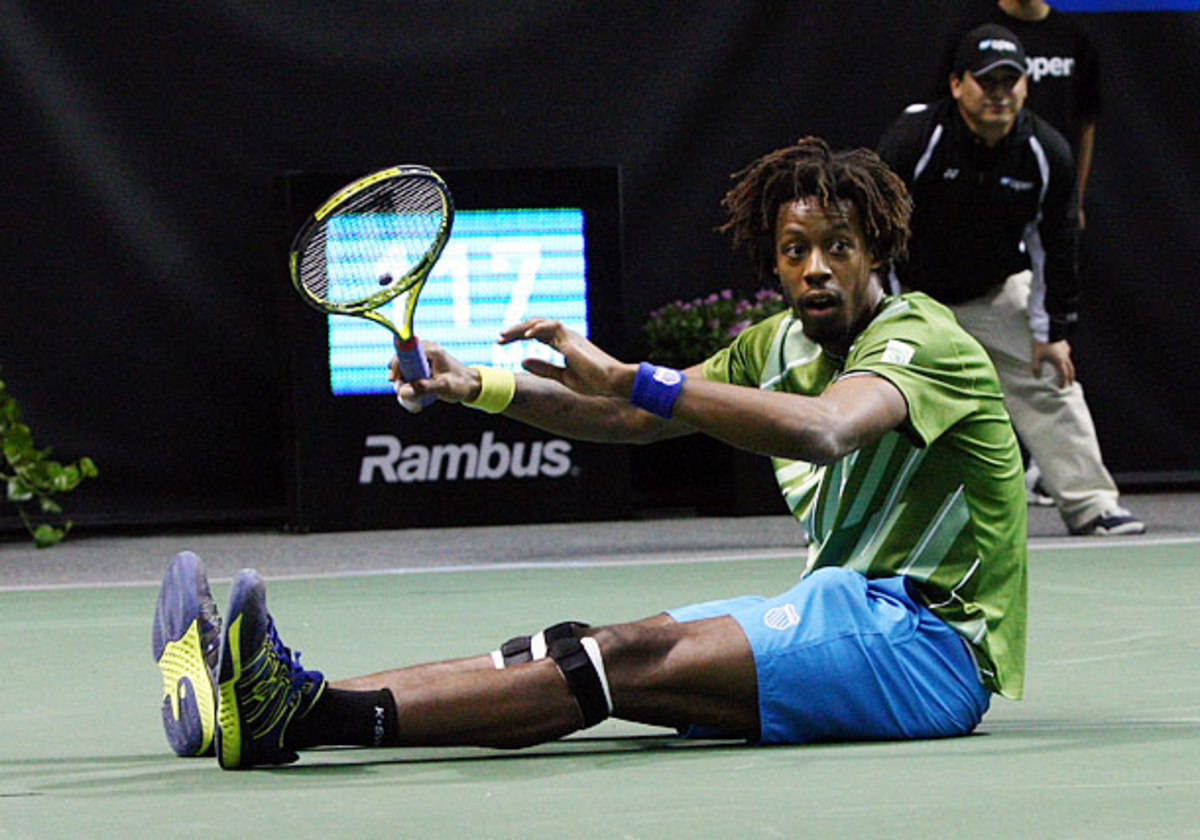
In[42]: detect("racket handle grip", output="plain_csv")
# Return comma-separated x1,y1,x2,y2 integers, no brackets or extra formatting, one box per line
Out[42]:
394,336,437,410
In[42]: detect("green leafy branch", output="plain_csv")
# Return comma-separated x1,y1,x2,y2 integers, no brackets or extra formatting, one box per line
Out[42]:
1,365,97,547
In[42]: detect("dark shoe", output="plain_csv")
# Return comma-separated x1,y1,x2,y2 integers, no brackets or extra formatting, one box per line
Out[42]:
152,551,222,757
216,569,326,769
1070,507,1147,536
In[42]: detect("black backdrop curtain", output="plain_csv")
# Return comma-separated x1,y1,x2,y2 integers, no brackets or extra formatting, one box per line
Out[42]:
2,1,1197,528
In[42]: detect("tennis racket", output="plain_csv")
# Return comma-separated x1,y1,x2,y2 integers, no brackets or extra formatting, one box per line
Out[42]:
289,165,455,411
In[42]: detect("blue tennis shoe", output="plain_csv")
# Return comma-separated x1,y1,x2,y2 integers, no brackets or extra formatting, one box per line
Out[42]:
152,551,222,757
216,569,326,769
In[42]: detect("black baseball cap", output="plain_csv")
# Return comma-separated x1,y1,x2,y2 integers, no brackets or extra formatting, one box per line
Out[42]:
953,24,1028,78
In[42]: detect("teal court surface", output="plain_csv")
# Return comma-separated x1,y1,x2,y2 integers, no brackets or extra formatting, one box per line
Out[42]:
2,495,1198,838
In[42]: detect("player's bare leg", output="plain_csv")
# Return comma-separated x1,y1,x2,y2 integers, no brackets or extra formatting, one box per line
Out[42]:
332,613,759,748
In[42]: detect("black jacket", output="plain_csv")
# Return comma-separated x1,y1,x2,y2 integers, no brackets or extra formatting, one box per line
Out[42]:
877,97,1079,342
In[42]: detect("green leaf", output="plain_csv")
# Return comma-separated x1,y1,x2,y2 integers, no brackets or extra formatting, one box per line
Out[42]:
39,496,63,514
6,476,33,502
6,421,32,447
33,523,65,548
1,367,95,547
18,459,53,491
3,427,34,464
52,464,81,492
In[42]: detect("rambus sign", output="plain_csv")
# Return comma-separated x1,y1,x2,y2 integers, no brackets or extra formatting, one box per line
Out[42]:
359,431,573,484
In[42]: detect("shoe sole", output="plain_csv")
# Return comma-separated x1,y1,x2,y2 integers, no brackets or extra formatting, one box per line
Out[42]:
152,551,217,757
215,569,259,770
1070,520,1148,536
1092,522,1148,536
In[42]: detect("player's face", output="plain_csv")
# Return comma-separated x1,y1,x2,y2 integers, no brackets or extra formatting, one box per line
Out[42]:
774,198,882,354
952,68,1027,139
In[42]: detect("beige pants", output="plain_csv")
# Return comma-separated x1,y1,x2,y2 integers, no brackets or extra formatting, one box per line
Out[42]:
949,271,1120,529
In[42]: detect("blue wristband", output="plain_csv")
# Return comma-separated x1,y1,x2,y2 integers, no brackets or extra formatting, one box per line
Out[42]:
630,362,685,419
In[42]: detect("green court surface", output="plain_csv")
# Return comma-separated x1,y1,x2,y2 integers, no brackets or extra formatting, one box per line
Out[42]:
2,537,1198,838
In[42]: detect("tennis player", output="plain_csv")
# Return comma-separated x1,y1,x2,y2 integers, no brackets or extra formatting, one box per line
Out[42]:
154,137,1026,768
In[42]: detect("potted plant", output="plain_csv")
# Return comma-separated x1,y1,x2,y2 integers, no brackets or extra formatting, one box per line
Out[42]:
639,288,788,515
1,365,97,547
644,287,788,368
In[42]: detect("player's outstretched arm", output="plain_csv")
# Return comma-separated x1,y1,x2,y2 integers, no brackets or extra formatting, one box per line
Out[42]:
389,330,694,444
395,319,906,462
509,319,908,465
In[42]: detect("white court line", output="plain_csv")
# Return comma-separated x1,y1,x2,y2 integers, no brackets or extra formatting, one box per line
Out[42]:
1029,534,1200,552
2,533,1197,593
0,547,804,592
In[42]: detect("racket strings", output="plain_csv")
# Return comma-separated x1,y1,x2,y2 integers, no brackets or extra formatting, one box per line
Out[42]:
296,226,330,301
296,176,448,308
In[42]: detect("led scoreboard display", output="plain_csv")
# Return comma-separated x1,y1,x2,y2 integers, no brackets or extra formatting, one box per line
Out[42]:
326,207,589,395
278,166,629,531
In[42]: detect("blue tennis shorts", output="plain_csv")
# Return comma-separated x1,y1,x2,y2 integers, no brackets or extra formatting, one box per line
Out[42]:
668,567,990,744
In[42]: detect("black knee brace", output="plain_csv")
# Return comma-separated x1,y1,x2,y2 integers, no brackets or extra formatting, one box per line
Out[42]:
491,621,612,727
493,621,590,668
547,632,612,728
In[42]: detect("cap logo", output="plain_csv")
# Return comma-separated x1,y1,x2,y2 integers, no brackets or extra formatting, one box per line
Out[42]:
978,38,1019,54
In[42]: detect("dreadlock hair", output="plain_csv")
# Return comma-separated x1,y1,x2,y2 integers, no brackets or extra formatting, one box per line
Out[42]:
719,136,912,283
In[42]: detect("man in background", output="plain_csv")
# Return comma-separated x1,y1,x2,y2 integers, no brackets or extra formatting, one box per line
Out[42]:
935,1,1100,225
879,24,1143,536
935,1,1103,505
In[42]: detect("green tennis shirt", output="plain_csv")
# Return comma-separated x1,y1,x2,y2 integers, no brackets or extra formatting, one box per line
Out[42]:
702,293,1027,698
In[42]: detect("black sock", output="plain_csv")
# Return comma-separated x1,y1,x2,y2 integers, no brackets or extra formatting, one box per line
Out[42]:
286,687,399,750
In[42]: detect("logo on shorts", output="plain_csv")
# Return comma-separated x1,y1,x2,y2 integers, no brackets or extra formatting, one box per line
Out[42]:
763,603,800,630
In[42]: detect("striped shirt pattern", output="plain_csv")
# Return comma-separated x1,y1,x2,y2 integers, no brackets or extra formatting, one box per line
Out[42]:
702,293,1027,698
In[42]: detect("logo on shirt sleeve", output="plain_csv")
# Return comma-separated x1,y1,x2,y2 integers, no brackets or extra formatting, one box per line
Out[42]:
881,339,916,365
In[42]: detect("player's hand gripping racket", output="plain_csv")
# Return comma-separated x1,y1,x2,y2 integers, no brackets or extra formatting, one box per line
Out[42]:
289,165,454,412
